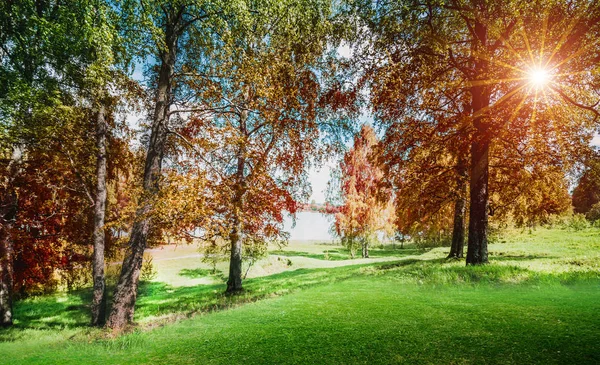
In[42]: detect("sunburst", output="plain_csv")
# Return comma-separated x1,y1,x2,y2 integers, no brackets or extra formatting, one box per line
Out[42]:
464,7,600,127
527,67,551,89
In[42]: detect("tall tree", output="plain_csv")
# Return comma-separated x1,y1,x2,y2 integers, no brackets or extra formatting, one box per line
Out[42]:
169,0,345,293
82,0,135,327
351,0,600,264
0,0,105,326
106,0,228,329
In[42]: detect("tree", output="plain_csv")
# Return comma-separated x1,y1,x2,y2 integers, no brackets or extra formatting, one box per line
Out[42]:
106,0,230,329
351,0,600,264
82,0,137,327
448,152,468,258
333,125,395,258
170,0,344,293
0,0,108,326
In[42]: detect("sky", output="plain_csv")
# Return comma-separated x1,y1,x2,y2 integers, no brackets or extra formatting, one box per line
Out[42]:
307,160,335,203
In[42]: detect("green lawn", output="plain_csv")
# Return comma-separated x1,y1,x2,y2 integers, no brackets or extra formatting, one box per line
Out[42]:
1,227,599,364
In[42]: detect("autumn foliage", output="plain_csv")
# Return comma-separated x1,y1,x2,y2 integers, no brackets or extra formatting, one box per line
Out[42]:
333,125,395,258
1,0,600,330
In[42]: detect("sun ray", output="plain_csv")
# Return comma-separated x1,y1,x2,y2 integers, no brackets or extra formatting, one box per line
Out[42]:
468,83,528,121
549,38,600,73
498,28,529,67
484,56,529,75
470,77,527,87
554,70,592,78
543,8,585,69
519,26,536,65
540,12,548,62
489,83,529,111
530,89,539,125
541,87,558,125
506,92,530,128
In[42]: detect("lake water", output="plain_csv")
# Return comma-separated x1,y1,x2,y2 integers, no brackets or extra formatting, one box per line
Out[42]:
283,211,336,241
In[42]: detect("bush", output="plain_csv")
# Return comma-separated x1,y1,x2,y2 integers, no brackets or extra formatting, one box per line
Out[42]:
140,254,158,282
585,202,600,222
61,263,92,292
563,214,590,231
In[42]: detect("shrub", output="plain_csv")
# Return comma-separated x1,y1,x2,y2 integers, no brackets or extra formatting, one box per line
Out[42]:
564,214,590,231
585,202,600,222
140,254,158,282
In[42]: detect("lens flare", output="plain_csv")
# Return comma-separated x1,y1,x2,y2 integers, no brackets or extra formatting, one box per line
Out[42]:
528,68,550,88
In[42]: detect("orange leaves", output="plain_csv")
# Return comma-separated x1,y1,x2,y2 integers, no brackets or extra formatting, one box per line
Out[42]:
334,125,396,247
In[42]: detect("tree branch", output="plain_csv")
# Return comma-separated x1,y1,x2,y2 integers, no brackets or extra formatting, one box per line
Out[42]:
549,85,600,122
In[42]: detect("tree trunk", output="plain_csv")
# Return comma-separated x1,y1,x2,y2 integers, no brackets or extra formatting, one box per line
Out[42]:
0,217,14,327
448,154,467,259
0,146,22,327
466,21,491,265
226,215,243,293
226,122,247,294
466,135,490,264
91,104,108,326
106,19,179,330
0,203,15,327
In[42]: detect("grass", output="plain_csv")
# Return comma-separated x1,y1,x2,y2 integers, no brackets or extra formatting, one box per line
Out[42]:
1,226,599,364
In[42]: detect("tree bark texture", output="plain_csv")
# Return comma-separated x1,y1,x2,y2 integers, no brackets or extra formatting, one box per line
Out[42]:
466,20,491,265
226,109,248,294
0,195,16,327
0,146,22,327
91,104,108,326
448,153,467,259
106,15,180,330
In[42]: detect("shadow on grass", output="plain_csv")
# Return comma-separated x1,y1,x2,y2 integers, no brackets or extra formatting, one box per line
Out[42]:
133,264,369,322
178,268,225,280
488,253,560,261
0,262,376,341
0,288,93,342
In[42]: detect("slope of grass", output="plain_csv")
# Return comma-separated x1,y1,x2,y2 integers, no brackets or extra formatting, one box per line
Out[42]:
1,227,599,364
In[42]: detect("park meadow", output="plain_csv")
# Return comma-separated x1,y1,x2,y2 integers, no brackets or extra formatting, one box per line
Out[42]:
1,1,600,364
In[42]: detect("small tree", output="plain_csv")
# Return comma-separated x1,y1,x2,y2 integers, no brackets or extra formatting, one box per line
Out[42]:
334,125,395,258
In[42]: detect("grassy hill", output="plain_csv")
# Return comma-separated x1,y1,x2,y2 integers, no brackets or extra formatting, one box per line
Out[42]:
1,227,599,364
